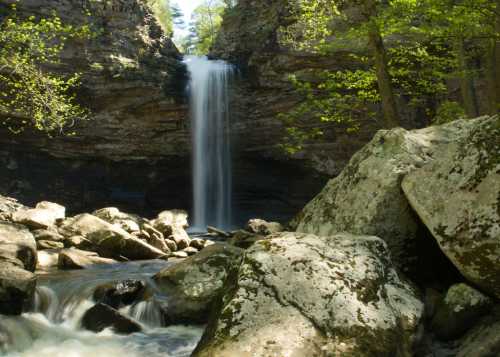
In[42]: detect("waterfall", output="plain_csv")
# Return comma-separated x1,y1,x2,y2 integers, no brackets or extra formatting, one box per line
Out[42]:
185,56,233,231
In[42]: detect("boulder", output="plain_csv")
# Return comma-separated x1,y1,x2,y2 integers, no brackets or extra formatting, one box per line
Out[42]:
431,283,493,340
183,246,199,256
81,303,142,334
193,232,424,357
154,244,243,324
59,214,166,260
190,238,206,250
0,265,36,315
65,235,92,249
151,210,188,236
32,229,64,242
246,218,283,235
455,310,500,357
37,250,60,269
402,116,500,298
58,248,117,269
0,222,37,271
228,229,265,249
36,240,64,250
293,119,479,270
11,201,65,230
167,229,190,250
93,280,146,309
170,251,188,259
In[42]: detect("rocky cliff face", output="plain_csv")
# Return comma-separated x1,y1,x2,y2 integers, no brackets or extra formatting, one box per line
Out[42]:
0,0,190,161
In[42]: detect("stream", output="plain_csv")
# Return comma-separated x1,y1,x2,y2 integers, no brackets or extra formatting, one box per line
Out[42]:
0,261,204,357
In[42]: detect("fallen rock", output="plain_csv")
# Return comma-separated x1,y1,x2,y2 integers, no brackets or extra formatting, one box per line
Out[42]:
193,232,423,357
93,280,146,309
32,229,64,242
246,218,283,235
65,235,92,250
81,303,142,334
165,239,178,252
59,214,166,260
190,238,205,250
58,248,117,269
293,119,479,270
431,283,493,340
92,207,145,231
154,244,243,324
167,230,190,250
151,210,188,236
36,240,64,250
0,222,37,271
402,116,500,298
228,229,265,249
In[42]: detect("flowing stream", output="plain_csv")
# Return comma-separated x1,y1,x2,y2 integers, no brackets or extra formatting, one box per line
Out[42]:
185,56,233,231
0,261,203,357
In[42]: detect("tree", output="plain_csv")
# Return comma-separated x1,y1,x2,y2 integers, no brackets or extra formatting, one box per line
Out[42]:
188,0,226,55
0,5,91,134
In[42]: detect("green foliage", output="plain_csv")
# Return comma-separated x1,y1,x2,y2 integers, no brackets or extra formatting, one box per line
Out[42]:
183,0,226,55
277,0,500,154
0,5,92,134
433,101,466,125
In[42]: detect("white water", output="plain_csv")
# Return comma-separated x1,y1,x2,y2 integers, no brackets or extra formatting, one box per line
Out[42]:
185,56,233,231
0,261,203,357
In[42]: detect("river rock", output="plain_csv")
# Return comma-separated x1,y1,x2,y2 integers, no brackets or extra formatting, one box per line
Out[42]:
182,246,199,256
431,283,493,341
293,118,489,271
58,248,117,269
0,195,24,220
93,280,146,309
59,214,166,260
246,218,283,235
193,232,424,357
32,229,64,242
37,250,60,269
455,310,500,357
170,251,188,258
0,222,37,271
11,201,65,230
81,303,142,334
154,244,243,324
228,229,265,249
93,207,144,233
151,210,188,236
37,240,64,250
190,238,205,250
167,229,190,250
402,116,500,298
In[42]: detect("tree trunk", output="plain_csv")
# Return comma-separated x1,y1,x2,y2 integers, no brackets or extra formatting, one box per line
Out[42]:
364,1,400,128
493,0,500,113
455,38,479,118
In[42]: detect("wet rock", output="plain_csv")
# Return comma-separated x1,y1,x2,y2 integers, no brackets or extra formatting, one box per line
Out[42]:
228,229,265,249
81,303,142,334
93,280,146,309
0,266,36,315
154,244,243,324
431,283,493,340
36,240,64,250
293,118,490,272
193,232,423,357
402,116,500,298
58,248,117,269
246,218,283,235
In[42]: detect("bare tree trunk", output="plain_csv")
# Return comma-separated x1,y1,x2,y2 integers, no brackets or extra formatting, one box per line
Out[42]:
455,38,479,117
364,0,400,128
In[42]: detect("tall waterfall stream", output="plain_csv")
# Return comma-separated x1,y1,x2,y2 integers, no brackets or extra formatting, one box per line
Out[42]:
185,56,233,231
0,56,236,356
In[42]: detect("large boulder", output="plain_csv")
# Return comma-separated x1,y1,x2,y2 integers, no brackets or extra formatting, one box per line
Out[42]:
153,244,243,324
193,232,424,357
92,207,144,233
431,283,493,341
0,222,37,315
58,248,117,269
81,303,142,334
246,218,283,235
59,214,166,260
454,309,500,357
293,118,492,271
402,116,500,298
11,201,65,230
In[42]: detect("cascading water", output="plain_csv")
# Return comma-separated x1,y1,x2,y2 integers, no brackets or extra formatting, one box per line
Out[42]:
185,56,233,231
0,261,203,357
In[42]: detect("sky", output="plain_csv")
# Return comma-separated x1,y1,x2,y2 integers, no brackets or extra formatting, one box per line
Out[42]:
175,0,204,36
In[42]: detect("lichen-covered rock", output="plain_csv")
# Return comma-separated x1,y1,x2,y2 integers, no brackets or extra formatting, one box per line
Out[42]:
193,232,424,357
227,229,265,249
455,310,500,357
153,244,243,324
245,218,283,235
402,116,500,298
293,119,488,271
0,222,37,315
431,283,493,341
